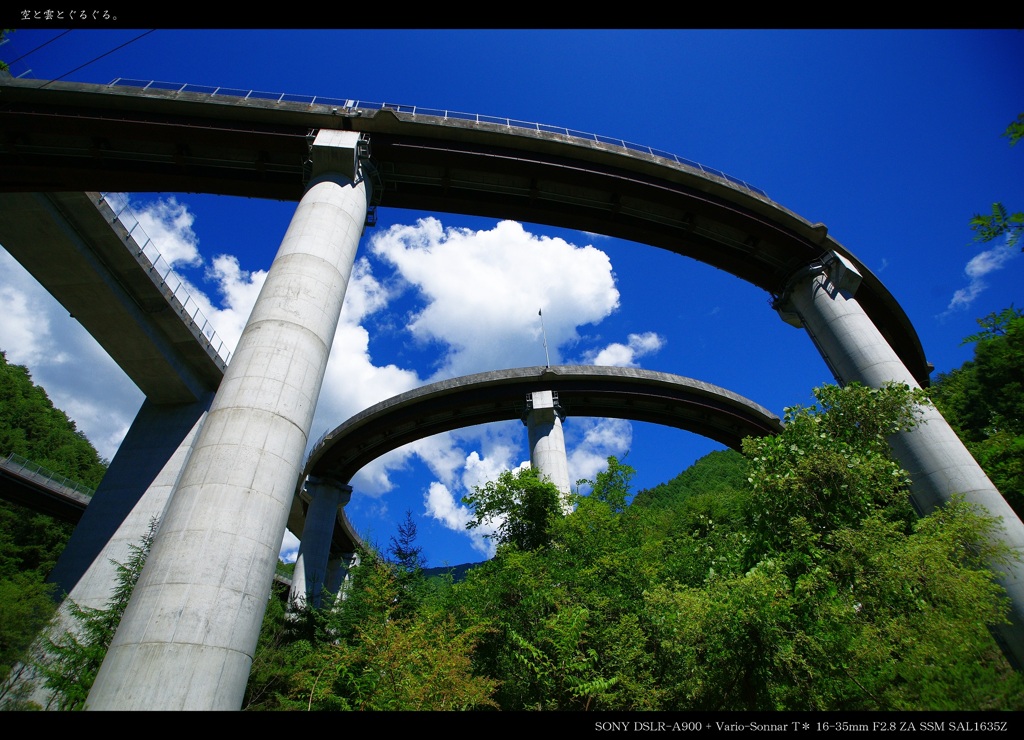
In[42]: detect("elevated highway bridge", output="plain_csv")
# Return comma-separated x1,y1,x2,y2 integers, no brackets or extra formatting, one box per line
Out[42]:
0,76,929,385
294,364,784,557
2,75,1018,709
0,452,92,524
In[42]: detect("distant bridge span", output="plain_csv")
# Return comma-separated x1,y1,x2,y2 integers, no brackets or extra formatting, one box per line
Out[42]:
0,453,91,524
292,365,783,555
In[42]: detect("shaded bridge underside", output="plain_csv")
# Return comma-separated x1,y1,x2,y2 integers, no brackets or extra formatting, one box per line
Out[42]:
293,365,783,556
0,77,930,387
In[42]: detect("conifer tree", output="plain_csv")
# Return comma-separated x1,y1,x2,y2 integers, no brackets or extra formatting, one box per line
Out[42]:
38,519,156,710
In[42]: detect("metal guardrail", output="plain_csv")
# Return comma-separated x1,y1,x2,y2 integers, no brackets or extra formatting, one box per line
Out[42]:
1,452,95,498
98,192,233,368
106,78,769,199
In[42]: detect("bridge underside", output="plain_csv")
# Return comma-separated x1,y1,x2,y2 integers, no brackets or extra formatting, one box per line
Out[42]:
294,365,783,557
0,77,930,388
0,191,225,403
0,464,88,523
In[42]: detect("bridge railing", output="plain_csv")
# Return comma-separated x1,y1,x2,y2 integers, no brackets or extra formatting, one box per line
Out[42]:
98,192,233,368
107,79,768,199
1,452,95,498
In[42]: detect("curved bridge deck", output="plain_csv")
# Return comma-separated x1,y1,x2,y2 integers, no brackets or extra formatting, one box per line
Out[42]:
0,76,929,387
294,365,783,555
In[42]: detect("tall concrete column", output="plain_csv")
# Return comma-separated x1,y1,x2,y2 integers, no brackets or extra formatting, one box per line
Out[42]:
16,406,207,709
87,130,371,710
325,551,361,600
289,477,351,610
47,398,211,601
523,390,572,506
778,251,1024,668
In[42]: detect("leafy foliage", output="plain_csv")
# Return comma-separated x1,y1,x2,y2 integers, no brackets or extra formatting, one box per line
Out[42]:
462,466,562,551
386,510,427,619
970,203,1024,250
245,547,498,711
1005,112,1024,147
290,563,498,711
632,448,748,510
931,307,1024,517
969,114,1023,250
0,349,108,709
243,384,1023,711
741,382,926,563
0,573,58,709
0,351,109,487
37,519,156,710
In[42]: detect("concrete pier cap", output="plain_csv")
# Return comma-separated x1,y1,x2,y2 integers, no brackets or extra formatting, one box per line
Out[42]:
311,129,364,180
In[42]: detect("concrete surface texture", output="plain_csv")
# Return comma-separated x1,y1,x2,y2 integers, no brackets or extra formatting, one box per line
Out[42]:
86,131,370,710
2,75,1021,703
524,390,573,503
289,478,352,609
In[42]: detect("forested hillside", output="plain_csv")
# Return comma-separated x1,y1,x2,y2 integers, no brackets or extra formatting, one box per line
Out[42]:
3,306,1024,711
243,381,1024,711
0,350,108,704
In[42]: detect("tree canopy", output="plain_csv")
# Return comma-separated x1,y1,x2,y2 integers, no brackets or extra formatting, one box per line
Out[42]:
969,113,1023,250
243,383,1023,711
929,306,1024,518
0,349,108,709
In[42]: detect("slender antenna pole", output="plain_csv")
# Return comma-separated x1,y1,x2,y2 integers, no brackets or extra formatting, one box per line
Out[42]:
539,308,551,367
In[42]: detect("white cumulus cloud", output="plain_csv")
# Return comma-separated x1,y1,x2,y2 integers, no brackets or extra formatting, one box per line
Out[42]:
370,218,621,379
108,192,203,268
424,480,496,558
945,240,1020,313
583,331,665,367
0,247,144,462
567,418,633,491
3,196,655,562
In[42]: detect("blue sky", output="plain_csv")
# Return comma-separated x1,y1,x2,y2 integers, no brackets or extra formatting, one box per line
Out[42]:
1,29,1021,567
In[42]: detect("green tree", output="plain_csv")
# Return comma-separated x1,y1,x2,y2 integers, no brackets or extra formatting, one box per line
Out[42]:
241,582,298,711
0,349,106,709
742,382,925,564
37,519,156,710
386,510,427,618
0,574,58,709
969,113,1023,250
286,556,498,710
462,466,562,551
632,448,748,510
709,382,1024,709
245,385,1024,711
0,351,108,486
581,454,635,513
453,457,662,710
930,306,1024,517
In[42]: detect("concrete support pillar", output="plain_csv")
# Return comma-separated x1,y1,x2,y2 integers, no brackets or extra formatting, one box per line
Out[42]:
523,390,572,507
778,251,1024,668
47,398,211,600
289,478,352,610
87,130,370,710
325,551,361,601
17,406,207,709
